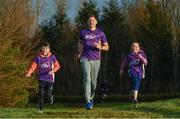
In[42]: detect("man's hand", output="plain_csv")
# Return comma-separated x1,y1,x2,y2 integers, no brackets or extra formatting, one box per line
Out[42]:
94,40,102,50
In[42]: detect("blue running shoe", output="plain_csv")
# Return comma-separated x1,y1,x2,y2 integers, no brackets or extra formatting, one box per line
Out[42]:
90,100,93,108
85,101,92,110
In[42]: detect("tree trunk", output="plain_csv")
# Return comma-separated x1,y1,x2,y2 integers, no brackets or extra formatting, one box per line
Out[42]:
150,52,154,93
119,52,125,94
173,56,178,92
172,34,179,92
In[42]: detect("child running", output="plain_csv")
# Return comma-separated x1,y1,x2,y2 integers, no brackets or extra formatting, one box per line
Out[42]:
26,42,60,113
119,41,147,104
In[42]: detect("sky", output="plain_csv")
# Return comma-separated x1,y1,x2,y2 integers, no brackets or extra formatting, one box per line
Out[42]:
36,0,108,23
33,0,165,24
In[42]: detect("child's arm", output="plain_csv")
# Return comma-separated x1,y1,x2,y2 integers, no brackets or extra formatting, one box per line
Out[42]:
52,61,60,72
119,57,127,75
138,52,148,66
26,61,37,77
48,60,60,75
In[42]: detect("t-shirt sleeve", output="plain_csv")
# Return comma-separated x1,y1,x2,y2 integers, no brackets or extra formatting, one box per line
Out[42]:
52,55,58,63
33,56,39,64
139,50,147,59
100,32,107,44
51,55,60,72
139,50,148,65
142,51,147,59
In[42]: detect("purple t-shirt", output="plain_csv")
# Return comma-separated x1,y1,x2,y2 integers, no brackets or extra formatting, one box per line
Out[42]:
79,28,108,60
121,51,147,79
34,55,58,83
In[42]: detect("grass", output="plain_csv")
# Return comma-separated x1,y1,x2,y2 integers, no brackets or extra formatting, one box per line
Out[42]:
0,98,180,118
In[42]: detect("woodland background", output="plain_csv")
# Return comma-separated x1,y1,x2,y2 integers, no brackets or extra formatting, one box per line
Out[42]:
0,0,179,107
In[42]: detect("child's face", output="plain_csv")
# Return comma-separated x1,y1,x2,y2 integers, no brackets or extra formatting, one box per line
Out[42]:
131,43,140,53
41,46,50,56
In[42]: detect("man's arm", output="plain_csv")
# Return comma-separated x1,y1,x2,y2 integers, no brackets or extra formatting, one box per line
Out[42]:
78,40,83,58
101,42,109,51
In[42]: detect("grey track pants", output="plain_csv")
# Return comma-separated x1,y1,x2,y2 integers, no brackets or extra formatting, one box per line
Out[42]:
80,58,100,102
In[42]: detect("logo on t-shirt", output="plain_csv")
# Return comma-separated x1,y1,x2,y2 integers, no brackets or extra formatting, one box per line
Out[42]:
40,62,50,69
85,34,96,40
129,60,138,66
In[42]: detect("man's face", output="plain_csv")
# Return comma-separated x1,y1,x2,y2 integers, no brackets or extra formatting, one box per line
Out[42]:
89,16,97,29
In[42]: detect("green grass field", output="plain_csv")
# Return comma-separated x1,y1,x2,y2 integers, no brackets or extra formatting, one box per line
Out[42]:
0,99,180,118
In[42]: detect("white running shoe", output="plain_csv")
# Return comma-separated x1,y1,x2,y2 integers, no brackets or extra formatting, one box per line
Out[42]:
38,110,43,114
50,95,54,104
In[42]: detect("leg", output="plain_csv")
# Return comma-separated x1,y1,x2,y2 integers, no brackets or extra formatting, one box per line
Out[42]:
134,77,141,101
80,58,92,102
38,81,45,111
48,82,54,104
90,60,100,100
131,76,141,103
131,90,135,100
134,90,138,100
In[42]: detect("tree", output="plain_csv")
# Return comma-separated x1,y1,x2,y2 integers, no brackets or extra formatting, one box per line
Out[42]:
75,0,100,30
101,0,129,94
0,0,37,107
162,0,180,91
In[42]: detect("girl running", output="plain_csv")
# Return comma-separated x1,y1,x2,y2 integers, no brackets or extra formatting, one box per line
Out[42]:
120,41,147,104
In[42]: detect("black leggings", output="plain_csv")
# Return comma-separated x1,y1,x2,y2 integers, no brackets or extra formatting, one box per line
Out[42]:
38,80,53,110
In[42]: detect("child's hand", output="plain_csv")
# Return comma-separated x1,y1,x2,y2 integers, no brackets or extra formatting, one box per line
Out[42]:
119,70,123,76
26,73,31,77
77,53,81,59
48,71,54,75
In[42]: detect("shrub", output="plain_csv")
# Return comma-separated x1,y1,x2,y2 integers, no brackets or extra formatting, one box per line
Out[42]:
0,48,38,107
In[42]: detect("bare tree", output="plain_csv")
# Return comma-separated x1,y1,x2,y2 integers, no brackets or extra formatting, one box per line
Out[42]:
162,0,180,91
0,0,38,107
0,0,34,50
